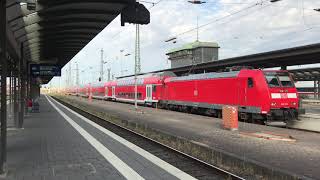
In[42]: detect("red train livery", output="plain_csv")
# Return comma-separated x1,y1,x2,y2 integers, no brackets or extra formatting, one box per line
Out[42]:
68,69,300,123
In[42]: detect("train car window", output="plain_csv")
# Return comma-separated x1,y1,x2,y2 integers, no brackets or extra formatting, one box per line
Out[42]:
278,74,294,87
152,85,157,92
265,73,280,87
264,71,294,88
248,78,254,88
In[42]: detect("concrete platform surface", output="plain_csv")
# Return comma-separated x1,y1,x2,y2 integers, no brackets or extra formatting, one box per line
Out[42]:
0,95,195,180
59,95,320,179
287,104,320,132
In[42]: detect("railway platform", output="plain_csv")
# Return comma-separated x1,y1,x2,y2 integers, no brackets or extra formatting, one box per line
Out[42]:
56,95,320,180
285,103,320,133
0,95,202,180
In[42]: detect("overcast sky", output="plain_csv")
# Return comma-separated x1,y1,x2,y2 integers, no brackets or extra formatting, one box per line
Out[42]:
48,0,320,88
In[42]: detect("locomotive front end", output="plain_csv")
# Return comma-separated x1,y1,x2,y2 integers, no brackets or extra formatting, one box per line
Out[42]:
264,71,299,121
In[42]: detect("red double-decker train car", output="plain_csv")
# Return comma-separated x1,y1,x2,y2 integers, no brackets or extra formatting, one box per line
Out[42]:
104,72,173,104
70,69,300,123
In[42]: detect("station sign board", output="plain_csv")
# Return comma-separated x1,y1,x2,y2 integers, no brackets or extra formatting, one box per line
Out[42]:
30,64,61,77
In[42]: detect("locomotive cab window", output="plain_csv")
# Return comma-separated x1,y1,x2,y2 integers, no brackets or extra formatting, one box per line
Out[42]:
248,78,254,88
152,85,157,92
278,74,294,87
264,71,294,88
265,72,280,87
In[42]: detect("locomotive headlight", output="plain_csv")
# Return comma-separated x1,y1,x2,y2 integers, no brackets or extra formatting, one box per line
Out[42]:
291,102,297,106
271,102,277,106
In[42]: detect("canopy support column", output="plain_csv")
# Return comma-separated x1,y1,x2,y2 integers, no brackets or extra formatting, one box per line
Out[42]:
0,0,7,175
18,44,25,128
314,80,317,99
318,80,320,100
13,60,18,128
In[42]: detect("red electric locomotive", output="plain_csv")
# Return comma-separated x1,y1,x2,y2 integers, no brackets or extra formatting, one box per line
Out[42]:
161,69,299,122
70,69,299,123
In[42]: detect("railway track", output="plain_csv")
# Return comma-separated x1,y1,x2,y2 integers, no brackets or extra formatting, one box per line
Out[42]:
54,96,245,180
70,94,320,135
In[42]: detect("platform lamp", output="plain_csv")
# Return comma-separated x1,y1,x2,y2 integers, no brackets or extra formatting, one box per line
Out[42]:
187,0,206,4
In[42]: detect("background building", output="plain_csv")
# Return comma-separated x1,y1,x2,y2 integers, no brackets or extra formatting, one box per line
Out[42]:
166,41,220,68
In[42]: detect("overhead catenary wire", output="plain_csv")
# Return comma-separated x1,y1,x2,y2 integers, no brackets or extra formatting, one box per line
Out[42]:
58,0,320,85
107,0,288,54
122,1,271,54
172,0,269,38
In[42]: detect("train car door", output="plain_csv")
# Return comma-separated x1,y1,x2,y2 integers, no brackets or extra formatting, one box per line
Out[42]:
237,78,247,106
112,86,116,98
105,86,108,97
146,85,153,102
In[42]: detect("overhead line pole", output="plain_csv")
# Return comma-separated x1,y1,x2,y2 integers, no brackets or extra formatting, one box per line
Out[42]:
134,16,141,110
107,68,111,81
76,63,79,86
100,49,104,82
68,63,72,87
0,0,7,174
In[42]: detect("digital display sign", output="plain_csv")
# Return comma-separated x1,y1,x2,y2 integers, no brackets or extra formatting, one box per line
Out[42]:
30,64,61,77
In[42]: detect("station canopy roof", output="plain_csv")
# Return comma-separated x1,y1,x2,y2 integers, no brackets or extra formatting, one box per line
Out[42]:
289,67,320,81
4,0,150,83
8,0,138,64
119,43,320,80
163,43,320,76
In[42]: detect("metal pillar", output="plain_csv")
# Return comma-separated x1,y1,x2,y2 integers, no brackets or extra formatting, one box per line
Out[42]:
9,65,11,105
0,0,7,174
134,23,141,110
318,80,320,100
68,63,72,86
24,61,28,114
26,61,29,100
107,68,111,81
19,44,25,128
13,61,18,128
100,49,104,82
316,80,318,99
9,62,12,119
75,63,79,86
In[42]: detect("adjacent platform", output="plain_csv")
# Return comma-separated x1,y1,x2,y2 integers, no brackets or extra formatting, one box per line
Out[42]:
286,103,320,132
59,95,320,179
1,95,195,180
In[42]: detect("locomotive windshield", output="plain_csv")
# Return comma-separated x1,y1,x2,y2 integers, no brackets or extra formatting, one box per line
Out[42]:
264,71,294,88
